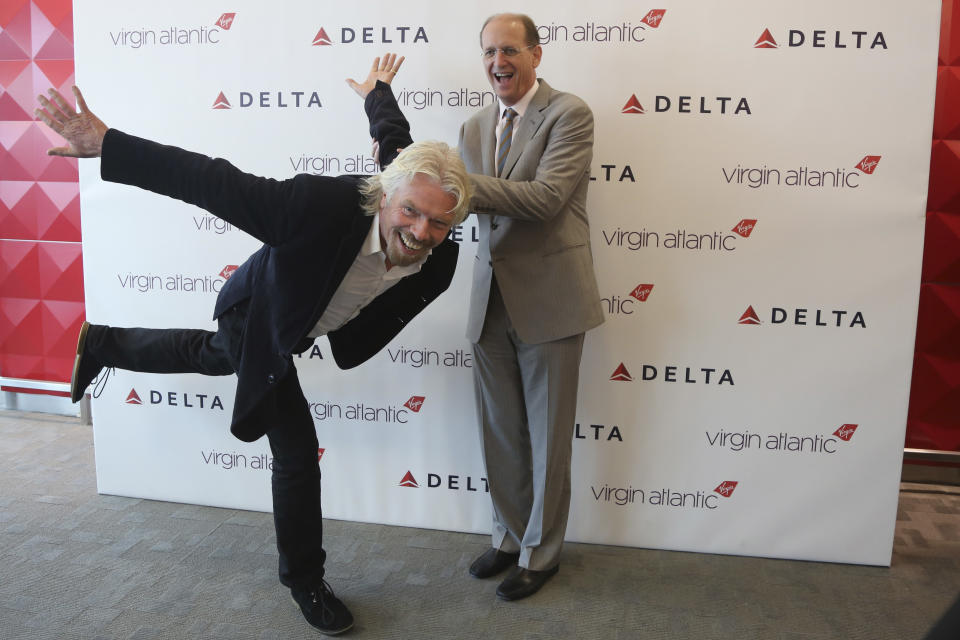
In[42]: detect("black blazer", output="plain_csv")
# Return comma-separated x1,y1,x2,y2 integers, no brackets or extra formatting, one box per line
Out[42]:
99,84,457,442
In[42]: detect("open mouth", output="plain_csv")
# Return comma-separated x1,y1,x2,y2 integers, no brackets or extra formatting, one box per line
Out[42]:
493,72,514,86
398,232,424,253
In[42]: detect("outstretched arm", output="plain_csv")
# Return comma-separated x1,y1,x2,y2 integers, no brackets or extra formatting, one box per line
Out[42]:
348,54,411,168
35,86,108,158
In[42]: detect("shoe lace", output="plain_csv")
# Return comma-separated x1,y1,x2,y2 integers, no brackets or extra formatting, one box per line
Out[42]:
309,580,339,623
91,367,115,399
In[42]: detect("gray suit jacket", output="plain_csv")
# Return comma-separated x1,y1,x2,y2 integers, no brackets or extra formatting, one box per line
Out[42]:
460,78,604,344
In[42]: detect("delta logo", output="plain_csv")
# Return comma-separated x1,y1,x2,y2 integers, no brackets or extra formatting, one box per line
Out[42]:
621,95,645,114
753,28,887,50
310,25,429,46
738,306,761,325
621,94,751,116
609,363,735,385
732,219,757,238
399,471,419,487
317,447,325,461
610,363,633,381
211,90,323,109
123,387,225,410
397,470,490,492
737,306,866,328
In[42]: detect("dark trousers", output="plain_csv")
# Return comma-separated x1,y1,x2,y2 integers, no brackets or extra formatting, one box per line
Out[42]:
85,306,326,590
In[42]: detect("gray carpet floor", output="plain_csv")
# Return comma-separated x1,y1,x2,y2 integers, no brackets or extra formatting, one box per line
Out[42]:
1,409,958,640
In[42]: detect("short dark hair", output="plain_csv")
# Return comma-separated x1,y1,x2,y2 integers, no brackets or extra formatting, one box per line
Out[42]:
479,13,540,48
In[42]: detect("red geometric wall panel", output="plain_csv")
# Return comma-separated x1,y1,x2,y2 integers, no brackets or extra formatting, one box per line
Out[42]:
0,0,82,387
906,0,960,453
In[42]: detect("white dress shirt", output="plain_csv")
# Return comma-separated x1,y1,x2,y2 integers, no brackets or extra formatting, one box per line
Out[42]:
309,213,428,337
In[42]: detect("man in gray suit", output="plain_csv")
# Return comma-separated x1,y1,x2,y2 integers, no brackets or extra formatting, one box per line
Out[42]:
462,13,604,601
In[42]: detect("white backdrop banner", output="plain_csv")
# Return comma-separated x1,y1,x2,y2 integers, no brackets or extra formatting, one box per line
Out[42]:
74,1,940,566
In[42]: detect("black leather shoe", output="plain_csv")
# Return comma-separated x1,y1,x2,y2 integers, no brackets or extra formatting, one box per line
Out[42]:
291,581,354,636
70,321,104,403
496,565,559,601
470,548,520,579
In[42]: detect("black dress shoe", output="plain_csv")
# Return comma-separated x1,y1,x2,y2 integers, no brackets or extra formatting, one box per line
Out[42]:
496,565,559,601
469,548,520,579
70,321,104,403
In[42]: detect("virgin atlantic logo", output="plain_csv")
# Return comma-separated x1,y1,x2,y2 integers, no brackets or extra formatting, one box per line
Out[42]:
714,481,738,497
641,10,666,28
833,424,858,441
219,265,238,280
629,284,654,301
855,156,881,175
732,219,757,238
399,471,419,487
215,13,236,30
404,396,425,412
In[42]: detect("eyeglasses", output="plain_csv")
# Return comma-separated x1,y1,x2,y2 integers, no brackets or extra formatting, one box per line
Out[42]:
481,45,536,59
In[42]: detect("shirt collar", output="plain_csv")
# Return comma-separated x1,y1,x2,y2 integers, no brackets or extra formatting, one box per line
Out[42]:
498,78,539,120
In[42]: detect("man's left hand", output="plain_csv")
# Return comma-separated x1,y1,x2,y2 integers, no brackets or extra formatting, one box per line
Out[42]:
346,53,404,99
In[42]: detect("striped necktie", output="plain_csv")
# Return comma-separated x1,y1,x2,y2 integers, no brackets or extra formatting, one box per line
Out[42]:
496,108,517,177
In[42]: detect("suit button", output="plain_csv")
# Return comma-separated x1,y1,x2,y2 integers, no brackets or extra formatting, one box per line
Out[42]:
491,222,499,230
267,374,276,384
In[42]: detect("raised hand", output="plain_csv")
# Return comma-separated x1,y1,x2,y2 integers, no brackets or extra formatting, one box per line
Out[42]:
35,86,108,157
346,53,405,99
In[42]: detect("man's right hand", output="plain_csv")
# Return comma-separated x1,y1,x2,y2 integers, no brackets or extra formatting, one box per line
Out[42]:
35,86,108,158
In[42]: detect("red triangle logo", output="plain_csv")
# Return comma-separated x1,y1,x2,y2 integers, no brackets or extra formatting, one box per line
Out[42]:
621,94,644,114
755,28,778,48
317,447,325,461
610,363,633,382
399,471,419,487
212,91,231,109
312,27,333,46
738,306,761,325
126,389,142,405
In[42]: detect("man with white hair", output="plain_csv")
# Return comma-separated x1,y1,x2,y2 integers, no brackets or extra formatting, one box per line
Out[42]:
36,55,470,636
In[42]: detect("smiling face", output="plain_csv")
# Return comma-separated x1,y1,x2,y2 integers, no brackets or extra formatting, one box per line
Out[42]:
481,15,542,107
378,173,457,269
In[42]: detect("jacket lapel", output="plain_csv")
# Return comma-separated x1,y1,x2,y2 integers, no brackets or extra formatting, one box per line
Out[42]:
500,79,549,180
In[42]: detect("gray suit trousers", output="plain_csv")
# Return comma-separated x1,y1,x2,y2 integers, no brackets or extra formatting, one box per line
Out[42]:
472,277,584,571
